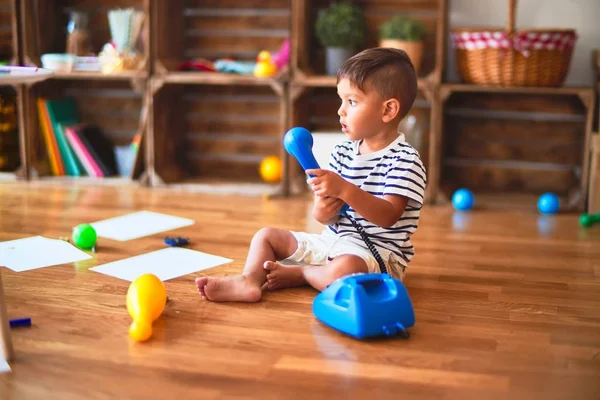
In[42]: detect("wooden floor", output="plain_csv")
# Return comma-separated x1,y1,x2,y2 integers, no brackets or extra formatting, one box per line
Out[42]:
0,182,599,400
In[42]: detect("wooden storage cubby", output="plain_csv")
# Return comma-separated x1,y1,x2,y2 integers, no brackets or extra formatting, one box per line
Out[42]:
19,0,150,183
0,0,18,64
25,78,147,183
288,0,446,197
149,80,287,193
428,84,596,211
0,85,21,178
0,0,24,181
291,0,447,85
153,0,290,84
149,0,290,193
20,0,150,78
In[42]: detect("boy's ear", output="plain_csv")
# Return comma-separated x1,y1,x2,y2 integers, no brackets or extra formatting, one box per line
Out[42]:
382,98,400,123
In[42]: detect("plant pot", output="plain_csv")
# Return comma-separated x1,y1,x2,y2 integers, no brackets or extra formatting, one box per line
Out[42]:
325,47,354,75
379,39,424,74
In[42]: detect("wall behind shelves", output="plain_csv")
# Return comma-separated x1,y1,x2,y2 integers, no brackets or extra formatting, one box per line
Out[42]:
446,0,600,86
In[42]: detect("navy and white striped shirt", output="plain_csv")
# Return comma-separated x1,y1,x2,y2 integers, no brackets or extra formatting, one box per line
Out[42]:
325,133,426,265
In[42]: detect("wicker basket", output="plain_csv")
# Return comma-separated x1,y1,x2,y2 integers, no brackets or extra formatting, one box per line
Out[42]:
451,0,577,87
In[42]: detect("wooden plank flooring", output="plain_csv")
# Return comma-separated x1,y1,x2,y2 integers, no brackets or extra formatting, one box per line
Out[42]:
0,182,599,399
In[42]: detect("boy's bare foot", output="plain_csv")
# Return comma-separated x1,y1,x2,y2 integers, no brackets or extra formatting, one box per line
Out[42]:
195,276,261,302
263,261,307,291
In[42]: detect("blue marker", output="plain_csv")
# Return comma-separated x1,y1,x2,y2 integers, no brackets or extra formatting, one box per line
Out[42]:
9,317,31,328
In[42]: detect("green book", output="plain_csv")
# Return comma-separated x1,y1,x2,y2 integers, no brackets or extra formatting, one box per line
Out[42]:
44,97,82,176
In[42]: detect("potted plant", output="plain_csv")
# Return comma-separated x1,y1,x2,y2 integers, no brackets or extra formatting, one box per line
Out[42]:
379,16,427,73
315,2,366,75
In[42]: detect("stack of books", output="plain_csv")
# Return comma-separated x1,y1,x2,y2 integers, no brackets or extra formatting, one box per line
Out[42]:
37,96,120,177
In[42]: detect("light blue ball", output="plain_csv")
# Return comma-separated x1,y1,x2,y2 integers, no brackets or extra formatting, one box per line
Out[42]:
452,188,474,211
537,193,560,214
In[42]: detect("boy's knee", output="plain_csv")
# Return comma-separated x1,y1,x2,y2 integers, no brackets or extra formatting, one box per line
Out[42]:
252,228,297,259
329,255,369,278
253,227,277,243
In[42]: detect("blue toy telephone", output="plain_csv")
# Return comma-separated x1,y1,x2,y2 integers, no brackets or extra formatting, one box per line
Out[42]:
284,127,415,340
313,273,414,339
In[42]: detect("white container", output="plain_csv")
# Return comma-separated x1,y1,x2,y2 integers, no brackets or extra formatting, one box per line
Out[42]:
40,53,76,72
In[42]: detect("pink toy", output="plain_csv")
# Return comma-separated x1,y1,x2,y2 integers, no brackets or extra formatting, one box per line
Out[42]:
272,39,290,70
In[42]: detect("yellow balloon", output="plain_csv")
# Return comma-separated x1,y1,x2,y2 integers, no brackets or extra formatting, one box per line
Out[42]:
259,155,282,183
126,273,166,323
129,319,153,342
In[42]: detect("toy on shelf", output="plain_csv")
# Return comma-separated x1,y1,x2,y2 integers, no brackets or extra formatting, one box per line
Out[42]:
537,193,560,215
214,59,255,74
313,273,415,339
452,188,474,211
72,223,97,250
126,273,166,342
99,8,145,74
272,39,290,70
579,213,600,227
253,51,277,78
284,127,349,214
259,155,282,183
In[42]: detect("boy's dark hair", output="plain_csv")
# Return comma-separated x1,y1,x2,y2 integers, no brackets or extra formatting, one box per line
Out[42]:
337,48,417,121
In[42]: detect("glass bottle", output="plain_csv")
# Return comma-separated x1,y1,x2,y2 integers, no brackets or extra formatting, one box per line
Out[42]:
66,11,91,56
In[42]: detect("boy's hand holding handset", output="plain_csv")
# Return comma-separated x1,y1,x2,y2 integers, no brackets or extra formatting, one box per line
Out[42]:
283,127,350,215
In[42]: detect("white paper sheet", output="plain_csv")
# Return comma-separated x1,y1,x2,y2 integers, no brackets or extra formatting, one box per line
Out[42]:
0,236,92,272
90,211,195,241
90,247,232,281
0,359,10,374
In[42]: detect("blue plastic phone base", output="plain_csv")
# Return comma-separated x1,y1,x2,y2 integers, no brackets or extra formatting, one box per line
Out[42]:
313,273,415,339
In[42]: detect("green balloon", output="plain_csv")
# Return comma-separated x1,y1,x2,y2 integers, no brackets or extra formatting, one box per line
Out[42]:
72,224,97,249
579,214,590,227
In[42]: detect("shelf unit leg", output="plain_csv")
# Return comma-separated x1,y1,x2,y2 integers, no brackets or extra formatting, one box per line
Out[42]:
0,269,14,362
16,84,29,180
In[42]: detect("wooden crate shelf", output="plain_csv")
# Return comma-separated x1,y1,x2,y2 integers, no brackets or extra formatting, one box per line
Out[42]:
148,79,288,194
288,0,446,198
0,0,18,65
0,85,21,177
292,73,431,91
153,0,291,76
8,0,596,211
159,71,287,98
16,0,150,182
427,84,596,211
147,0,292,193
291,0,447,84
0,1,24,181
25,79,147,183
49,70,149,81
20,0,150,76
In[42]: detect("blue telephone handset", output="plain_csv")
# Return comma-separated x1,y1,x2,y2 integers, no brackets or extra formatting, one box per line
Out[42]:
283,127,349,214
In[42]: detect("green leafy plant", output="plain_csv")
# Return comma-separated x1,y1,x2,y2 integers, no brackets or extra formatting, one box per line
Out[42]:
379,16,427,42
315,2,366,49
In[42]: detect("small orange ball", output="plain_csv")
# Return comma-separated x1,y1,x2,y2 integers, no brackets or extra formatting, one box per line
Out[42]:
259,155,282,183
129,319,153,342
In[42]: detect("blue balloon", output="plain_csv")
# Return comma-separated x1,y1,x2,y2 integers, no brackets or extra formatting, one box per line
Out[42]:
452,188,474,211
537,193,560,214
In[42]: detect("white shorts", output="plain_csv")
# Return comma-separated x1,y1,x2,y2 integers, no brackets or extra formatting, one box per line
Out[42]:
281,230,406,280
